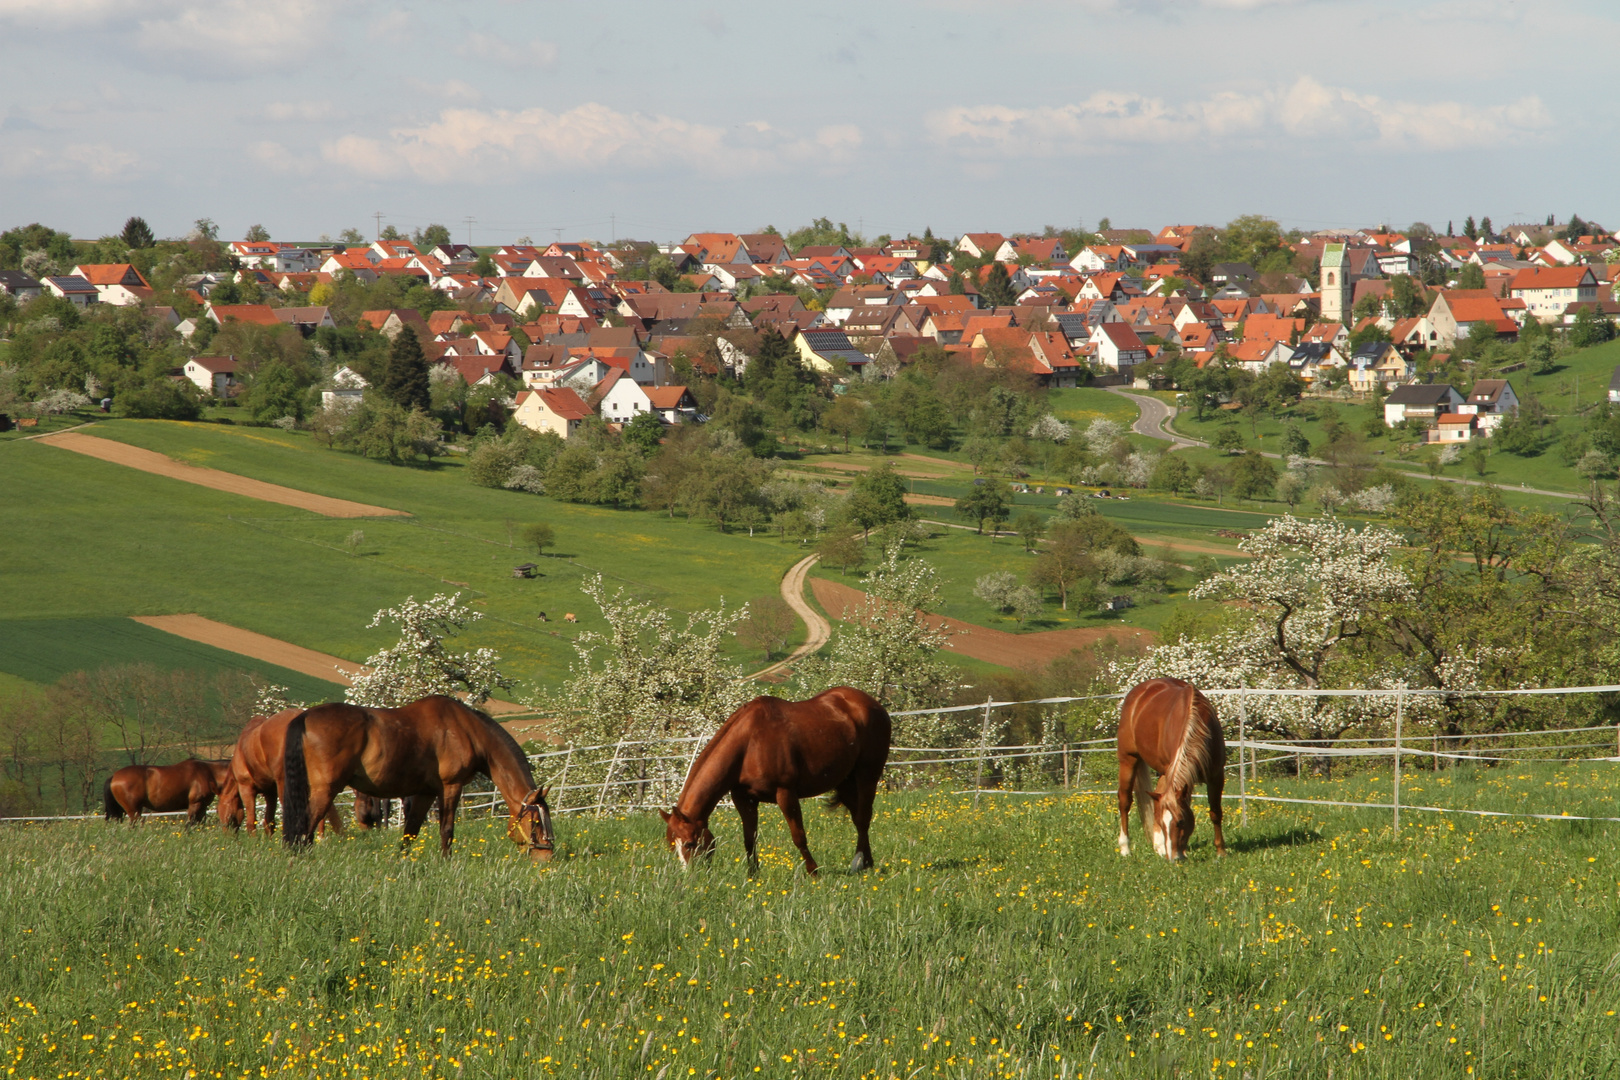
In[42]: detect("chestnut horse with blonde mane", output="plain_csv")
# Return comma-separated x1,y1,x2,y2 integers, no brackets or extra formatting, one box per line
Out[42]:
218,709,346,836
104,759,234,825
661,686,890,876
1116,678,1227,861
281,695,554,860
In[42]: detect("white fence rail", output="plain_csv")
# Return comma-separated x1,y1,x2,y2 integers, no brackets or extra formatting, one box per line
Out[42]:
7,686,1620,830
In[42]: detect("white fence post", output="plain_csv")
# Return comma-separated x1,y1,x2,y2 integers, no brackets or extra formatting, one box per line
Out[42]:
596,738,624,817
1236,691,1248,829
1392,687,1404,837
974,697,993,807
555,747,573,811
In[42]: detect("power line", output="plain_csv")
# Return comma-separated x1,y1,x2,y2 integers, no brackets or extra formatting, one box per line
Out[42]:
463,215,476,246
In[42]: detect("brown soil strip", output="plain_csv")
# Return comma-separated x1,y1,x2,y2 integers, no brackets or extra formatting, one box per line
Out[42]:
808,578,1153,670
903,493,957,507
130,614,526,715
40,431,408,518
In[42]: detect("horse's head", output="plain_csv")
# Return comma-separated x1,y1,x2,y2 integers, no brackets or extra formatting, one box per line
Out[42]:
507,786,555,863
217,779,243,833
658,808,715,867
1149,782,1196,862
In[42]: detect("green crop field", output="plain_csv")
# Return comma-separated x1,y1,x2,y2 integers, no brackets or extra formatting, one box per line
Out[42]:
2,761,1617,1079
0,422,812,697
0,617,341,703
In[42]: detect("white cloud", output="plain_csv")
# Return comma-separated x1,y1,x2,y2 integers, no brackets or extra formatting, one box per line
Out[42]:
926,77,1550,155
456,32,557,68
133,0,329,71
265,101,338,123
0,140,139,178
320,103,862,181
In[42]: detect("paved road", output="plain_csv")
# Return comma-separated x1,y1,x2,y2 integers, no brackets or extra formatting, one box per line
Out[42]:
750,554,831,680
1106,387,1583,501
1106,388,1201,450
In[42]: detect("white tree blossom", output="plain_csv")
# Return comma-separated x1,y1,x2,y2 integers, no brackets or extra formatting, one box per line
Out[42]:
1438,444,1462,466
794,539,964,742
503,464,547,493
253,682,303,716
1113,515,1420,743
545,575,754,746
345,593,511,708
973,571,1020,611
32,389,91,415
1084,417,1126,454
1120,451,1158,488
1027,414,1072,443
1347,483,1396,513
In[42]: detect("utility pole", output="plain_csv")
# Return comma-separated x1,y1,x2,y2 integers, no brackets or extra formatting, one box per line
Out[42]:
611,212,615,243
374,210,383,241
463,216,475,247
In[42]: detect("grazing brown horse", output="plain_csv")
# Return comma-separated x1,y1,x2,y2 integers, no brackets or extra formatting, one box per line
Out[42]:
281,695,554,860
104,759,234,825
1116,677,1227,862
660,686,890,876
219,710,344,836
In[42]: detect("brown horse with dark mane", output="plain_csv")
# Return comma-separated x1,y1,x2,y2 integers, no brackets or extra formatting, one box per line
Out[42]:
660,686,890,876
104,759,234,825
281,695,554,860
1116,677,1227,861
219,709,345,836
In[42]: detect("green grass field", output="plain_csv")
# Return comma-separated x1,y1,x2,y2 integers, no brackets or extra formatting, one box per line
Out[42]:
3,761,1616,1079
0,617,343,703
0,422,808,697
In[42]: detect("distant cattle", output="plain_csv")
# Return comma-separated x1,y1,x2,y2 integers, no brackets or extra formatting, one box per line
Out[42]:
564,613,578,624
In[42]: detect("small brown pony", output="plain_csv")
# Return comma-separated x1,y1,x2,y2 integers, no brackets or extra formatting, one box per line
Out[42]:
1116,677,1227,861
281,695,554,860
219,709,344,836
104,759,234,825
661,686,890,876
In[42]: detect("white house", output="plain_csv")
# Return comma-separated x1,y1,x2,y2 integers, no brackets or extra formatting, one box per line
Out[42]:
182,355,239,396
1094,322,1148,371
1383,384,1463,427
321,366,368,409
595,371,653,424
1509,266,1599,324
43,276,98,306
512,387,592,438
1457,379,1518,434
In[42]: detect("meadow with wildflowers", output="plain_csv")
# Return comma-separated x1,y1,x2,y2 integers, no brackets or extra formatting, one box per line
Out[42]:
3,760,1618,1079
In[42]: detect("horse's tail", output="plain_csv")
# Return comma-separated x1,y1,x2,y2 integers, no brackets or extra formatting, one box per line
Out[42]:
282,712,312,848
1134,760,1155,829
103,776,124,821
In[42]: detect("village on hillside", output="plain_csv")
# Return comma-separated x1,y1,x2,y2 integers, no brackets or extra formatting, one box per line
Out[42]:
3,216,1618,459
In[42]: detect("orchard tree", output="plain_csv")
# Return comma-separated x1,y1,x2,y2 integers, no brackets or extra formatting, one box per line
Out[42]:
955,480,1011,534
545,575,754,785
345,593,512,708
795,540,961,732
1115,515,1416,745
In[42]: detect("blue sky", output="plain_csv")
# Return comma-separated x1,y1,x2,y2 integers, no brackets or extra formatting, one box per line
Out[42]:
1,0,1613,244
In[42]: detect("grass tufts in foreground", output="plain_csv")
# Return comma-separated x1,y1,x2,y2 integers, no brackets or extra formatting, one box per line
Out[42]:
3,762,1618,1078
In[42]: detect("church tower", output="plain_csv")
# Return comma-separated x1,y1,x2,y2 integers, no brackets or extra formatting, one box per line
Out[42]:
1321,242,1352,324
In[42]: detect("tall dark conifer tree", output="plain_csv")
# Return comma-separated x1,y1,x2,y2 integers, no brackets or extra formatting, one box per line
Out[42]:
383,326,431,412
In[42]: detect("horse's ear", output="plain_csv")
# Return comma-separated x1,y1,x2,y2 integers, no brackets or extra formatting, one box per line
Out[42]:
658,809,671,823
539,785,550,800
1149,789,1162,805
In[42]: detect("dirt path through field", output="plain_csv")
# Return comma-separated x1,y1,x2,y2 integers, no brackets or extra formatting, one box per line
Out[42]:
750,555,832,681
808,578,1152,669
40,430,408,518
131,614,527,715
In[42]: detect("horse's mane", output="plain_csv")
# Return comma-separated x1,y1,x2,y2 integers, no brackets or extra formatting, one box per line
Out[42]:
1168,687,1215,792
465,702,537,787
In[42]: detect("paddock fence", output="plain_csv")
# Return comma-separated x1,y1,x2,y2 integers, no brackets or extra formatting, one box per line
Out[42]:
7,685,1620,832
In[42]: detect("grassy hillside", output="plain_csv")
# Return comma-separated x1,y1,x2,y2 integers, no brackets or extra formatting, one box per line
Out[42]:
0,423,808,696
2,761,1616,1078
